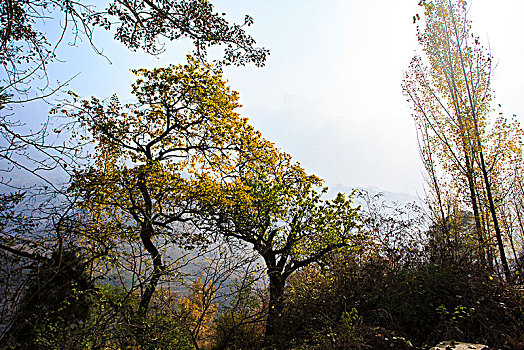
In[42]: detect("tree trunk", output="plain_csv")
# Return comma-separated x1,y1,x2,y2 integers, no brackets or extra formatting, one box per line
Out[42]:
463,145,487,266
478,150,512,281
138,222,163,315
136,168,164,314
449,5,511,280
264,269,285,345
135,222,164,349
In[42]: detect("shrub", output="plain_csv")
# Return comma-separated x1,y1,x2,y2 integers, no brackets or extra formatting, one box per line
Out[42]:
279,254,524,349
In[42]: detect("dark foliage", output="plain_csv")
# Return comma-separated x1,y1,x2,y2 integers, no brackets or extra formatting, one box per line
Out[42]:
276,255,524,349
4,248,94,349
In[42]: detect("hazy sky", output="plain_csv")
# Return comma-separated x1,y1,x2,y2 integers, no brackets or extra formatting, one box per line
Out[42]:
39,0,524,195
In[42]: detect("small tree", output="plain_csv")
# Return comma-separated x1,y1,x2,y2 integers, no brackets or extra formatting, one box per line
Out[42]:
196,142,363,342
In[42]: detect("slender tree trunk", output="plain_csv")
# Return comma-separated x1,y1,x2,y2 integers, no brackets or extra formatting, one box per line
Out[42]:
138,222,163,314
463,151,487,265
136,167,164,314
478,150,512,281
479,207,494,269
448,1,511,280
135,222,164,349
505,217,520,270
512,202,524,267
422,128,452,255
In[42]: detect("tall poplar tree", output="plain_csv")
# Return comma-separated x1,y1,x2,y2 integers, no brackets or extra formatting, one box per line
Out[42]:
402,0,522,279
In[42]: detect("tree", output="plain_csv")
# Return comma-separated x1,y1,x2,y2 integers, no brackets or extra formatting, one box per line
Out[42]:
1,1,271,346
1,0,268,105
0,0,268,201
0,0,270,304
195,141,363,342
402,0,521,279
65,56,260,323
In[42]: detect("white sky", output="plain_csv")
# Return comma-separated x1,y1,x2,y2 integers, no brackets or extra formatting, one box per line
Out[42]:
39,0,524,195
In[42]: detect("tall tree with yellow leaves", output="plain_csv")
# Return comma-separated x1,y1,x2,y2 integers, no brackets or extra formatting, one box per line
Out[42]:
64,56,261,319
403,0,522,280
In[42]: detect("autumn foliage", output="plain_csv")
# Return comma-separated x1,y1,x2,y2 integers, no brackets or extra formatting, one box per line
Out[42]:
1,0,524,349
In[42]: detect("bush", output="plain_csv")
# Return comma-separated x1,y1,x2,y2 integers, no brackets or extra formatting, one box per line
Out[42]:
4,248,95,349
87,284,195,349
279,254,524,349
